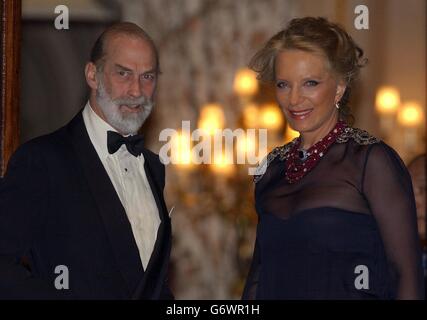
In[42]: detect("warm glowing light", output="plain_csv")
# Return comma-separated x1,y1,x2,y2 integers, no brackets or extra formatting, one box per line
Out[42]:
375,86,400,114
211,152,234,175
259,104,283,130
284,124,300,143
236,133,257,157
198,103,225,135
171,131,193,166
242,103,260,128
397,101,424,127
233,68,259,97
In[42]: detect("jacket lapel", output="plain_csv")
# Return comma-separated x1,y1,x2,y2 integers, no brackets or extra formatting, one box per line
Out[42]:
132,149,171,299
65,111,144,295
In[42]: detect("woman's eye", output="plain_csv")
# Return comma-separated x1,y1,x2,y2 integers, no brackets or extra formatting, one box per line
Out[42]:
276,81,288,89
305,80,319,87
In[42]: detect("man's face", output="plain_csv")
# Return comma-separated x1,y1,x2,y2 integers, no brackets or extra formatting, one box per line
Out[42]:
94,35,158,135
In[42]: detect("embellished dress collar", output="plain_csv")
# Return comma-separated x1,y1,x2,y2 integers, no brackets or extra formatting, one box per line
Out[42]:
285,121,347,183
254,123,380,184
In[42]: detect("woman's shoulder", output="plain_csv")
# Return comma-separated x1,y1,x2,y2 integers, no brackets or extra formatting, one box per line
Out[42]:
335,126,384,162
253,139,297,184
338,127,407,178
337,127,403,161
336,126,381,146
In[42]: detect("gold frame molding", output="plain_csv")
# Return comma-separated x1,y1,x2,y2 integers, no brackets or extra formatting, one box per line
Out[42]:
0,0,21,176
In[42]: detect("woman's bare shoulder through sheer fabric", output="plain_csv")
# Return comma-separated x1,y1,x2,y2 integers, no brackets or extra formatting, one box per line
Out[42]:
253,127,381,221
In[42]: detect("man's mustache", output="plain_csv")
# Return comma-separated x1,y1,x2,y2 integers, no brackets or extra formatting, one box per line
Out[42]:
113,96,152,107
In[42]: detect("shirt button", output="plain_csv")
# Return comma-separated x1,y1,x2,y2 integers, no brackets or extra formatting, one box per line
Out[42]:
124,168,128,172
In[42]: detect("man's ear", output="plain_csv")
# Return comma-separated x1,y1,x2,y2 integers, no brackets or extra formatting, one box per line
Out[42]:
85,62,98,90
335,79,347,104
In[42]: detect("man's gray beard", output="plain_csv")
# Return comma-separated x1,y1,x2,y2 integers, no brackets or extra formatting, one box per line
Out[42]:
95,78,154,135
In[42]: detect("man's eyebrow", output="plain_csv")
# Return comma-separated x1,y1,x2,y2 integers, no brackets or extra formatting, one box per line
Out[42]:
114,64,133,72
114,64,158,74
141,68,158,74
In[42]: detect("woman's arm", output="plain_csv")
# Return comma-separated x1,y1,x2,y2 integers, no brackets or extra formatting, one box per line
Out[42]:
362,142,424,299
242,237,261,300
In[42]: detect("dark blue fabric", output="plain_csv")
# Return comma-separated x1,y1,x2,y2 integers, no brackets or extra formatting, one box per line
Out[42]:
243,138,424,300
0,110,173,299
256,207,394,299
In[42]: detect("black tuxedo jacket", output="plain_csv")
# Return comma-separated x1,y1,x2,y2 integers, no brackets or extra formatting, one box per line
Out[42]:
0,111,173,299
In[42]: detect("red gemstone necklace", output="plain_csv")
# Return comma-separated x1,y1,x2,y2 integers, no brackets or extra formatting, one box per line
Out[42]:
285,121,347,184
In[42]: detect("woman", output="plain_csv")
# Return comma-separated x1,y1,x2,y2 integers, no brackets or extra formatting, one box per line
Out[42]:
242,17,424,299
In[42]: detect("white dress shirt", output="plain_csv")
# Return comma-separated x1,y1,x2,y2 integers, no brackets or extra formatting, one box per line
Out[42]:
82,101,160,270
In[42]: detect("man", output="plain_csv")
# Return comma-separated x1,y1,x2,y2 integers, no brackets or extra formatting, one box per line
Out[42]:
408,154,426,241
407,154,427,298
0,22,173,299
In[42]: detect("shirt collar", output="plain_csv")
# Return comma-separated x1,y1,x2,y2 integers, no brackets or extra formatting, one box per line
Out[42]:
82,101,118,160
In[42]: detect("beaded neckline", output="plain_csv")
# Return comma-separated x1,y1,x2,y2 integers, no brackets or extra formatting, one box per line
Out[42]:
284,121,347,183
253,124,380,184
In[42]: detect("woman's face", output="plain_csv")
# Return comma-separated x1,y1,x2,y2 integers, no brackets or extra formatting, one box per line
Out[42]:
275,49,346,145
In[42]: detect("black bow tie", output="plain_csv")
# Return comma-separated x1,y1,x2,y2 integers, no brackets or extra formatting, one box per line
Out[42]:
107,131,144,157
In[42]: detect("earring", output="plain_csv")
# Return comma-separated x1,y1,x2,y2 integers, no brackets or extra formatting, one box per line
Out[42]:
335,102,340,109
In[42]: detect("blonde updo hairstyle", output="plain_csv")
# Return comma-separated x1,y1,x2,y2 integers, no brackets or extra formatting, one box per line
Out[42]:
249,17,367,124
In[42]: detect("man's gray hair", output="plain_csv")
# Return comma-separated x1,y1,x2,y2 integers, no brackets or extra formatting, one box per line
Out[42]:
89,21,160,73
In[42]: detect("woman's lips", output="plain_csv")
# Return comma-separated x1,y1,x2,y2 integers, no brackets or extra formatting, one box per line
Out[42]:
288,109,313,120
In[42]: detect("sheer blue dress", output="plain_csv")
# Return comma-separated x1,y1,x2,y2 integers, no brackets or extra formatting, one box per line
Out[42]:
242,127,424,299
